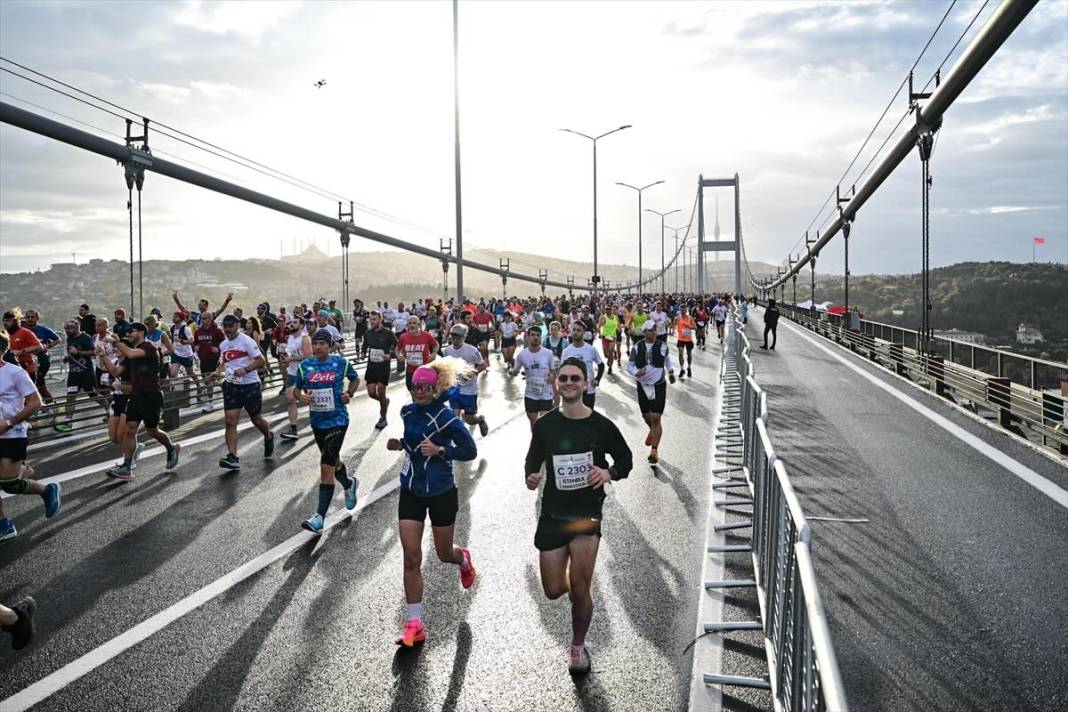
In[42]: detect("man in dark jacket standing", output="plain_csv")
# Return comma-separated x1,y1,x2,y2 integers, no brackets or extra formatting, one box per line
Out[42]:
760,299,780,351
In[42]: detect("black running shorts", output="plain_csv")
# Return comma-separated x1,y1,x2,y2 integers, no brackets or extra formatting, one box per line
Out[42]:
398,486,458,527
637,382,667,415
524,397,554,414
222,382,263,415
0,437,29,462
364,362,391,386
125,392,163,428
534,513,601,552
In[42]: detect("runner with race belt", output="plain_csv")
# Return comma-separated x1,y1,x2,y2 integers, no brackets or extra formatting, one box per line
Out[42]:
628,321,676,464
511,325,555,429
675,304,696,380
524,356,633,675
363,311,398,430
294,329,361,533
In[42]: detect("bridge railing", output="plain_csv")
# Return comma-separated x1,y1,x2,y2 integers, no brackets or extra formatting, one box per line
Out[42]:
701,308,848,711
775,303,1068,456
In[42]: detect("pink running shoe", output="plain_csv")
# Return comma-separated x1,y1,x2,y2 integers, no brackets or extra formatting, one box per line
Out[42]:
459,548,477,589
395,619,426,648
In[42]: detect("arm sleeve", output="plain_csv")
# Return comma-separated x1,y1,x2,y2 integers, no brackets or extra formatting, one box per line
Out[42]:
605,419,633,481
524,420,547,475
443,415,478,462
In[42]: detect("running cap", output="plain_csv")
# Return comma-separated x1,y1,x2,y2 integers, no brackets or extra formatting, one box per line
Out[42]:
221,314,240,327
128,321,148,333
411,365,438,387
311,329,334,344
317,309,330,318
450,324,468,337
642,320,657,332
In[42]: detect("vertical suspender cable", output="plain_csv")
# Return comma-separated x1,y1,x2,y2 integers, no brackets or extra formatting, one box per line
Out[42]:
137,188,143,318
127,187,134,315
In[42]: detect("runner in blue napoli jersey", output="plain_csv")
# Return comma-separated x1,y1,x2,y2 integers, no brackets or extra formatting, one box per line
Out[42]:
294,329,362,533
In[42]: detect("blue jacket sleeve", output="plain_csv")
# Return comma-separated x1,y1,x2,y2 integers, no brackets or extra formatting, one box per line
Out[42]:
442,414,478,462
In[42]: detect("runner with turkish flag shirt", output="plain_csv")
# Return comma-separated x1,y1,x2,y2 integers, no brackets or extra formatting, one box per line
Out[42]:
396,315,439,391
209,315,274,470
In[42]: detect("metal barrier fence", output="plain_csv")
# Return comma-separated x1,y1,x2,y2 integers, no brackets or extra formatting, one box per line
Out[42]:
700,308,848,712
773,304,1068,456
22,342,371,446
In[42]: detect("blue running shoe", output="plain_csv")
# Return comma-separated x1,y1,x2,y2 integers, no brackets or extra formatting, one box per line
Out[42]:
42,483,61,518
301,513,325,533
0,518,17,543
344,477,359,511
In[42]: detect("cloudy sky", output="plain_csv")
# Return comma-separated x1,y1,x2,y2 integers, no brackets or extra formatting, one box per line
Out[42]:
0,0,1065,280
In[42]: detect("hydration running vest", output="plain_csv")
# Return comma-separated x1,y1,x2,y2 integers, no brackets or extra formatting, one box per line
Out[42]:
632,339,667,370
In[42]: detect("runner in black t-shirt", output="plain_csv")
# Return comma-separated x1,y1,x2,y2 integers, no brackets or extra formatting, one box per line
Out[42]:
524,356,632,676
104,322,180,480
363,311,397,429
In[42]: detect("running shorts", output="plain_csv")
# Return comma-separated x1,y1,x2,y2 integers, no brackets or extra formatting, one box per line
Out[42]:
125,392,163,428
35,362,50,386
534,513,601,552
200,357,220,374
0,437,29,463
524,397,554,414
501,337,517,348
398,486,458,527
637,381,667,415
222,382,262,415
170,354,194,369
449,392,478,414
111,393,128,418
67,371,96,394
678,340,694,351
312,424,347,466
365,362,391,386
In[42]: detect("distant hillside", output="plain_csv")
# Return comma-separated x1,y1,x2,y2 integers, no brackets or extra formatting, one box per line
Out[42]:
0,247,776,322
770,262,1067,359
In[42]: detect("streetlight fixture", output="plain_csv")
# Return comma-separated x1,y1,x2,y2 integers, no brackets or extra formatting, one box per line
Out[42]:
616,180,664,299
645,208,681,295
559,124,632,297
664,225,685,292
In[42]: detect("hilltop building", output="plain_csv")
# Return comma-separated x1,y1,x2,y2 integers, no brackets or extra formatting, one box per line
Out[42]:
1016,324,1044,345
934,329,986,345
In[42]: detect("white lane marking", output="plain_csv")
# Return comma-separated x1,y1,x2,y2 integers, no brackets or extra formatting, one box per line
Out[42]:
5,379,410,500
0,478,402,712
806,517,870,524
778,318,1068,510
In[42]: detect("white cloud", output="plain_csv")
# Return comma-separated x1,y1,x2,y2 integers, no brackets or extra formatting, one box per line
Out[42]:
967,205,1039,215
141,81,194,103
960,104,1065,150
172,0,301,41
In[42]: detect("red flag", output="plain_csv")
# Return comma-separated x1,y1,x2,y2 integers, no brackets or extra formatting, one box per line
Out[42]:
1034,237,1046,245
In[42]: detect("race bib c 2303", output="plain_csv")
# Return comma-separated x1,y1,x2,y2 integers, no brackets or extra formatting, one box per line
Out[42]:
553,451,593,491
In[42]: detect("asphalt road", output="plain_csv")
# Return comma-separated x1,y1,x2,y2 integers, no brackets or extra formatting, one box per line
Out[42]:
745,307,1068,712
2,344,726,712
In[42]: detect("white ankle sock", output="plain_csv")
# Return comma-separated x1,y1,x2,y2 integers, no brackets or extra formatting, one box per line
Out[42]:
406,603,422,621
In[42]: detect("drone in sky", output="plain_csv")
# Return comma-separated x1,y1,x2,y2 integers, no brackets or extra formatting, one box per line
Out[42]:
313,79,327,89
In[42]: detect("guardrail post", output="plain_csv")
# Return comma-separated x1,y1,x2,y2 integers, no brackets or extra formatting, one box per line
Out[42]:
927,355,946,397
1041,392,1068,455
987,377,1012,428
888,343,906,376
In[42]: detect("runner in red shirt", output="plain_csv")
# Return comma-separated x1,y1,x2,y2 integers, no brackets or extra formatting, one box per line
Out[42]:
396,315,439,391
2,310,41,377
193,311,225,412
471,304,494,362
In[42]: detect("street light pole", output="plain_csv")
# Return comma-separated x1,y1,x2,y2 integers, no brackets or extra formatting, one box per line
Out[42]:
646,208,680,296
617,180,664,300
559,124,631,299
664,225,684,292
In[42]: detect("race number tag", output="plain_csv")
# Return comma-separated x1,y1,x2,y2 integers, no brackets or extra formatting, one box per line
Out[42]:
682,328,693,338
528,376,546,397
99,373,111,386
66,385,81,394
405,350,423,366
369,348,385,363
551,356,561,371
310,388,334,412
641,383,656,400
553,451,593,491
478,323,489,332
224,368,238,384
583,331,593,341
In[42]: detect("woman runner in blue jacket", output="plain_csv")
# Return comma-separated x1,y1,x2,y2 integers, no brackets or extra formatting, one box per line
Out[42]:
387,357,478,648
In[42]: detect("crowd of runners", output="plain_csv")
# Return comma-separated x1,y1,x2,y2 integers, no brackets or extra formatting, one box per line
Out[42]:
1,289,748,674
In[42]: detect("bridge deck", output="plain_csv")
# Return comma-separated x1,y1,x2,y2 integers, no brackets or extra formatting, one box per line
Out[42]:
2,351,722,712
747,307,1068,712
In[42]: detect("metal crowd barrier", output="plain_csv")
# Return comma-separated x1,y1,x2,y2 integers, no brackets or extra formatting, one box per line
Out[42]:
700,307,849,712
773,304,1068,455
23,341,371,446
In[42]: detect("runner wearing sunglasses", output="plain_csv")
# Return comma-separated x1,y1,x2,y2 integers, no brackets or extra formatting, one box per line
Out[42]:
387,358,479,649
524,357,633,675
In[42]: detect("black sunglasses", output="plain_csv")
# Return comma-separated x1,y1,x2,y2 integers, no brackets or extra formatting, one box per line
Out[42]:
557,374,584,383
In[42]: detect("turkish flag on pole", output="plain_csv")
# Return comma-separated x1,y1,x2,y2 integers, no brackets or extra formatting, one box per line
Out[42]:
1034,237,1046,245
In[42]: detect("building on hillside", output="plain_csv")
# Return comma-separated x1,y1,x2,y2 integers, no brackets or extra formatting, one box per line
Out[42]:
1016,323,1044,345
934,329,986,345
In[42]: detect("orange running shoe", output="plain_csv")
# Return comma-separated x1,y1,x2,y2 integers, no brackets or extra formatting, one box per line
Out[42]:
395,619,426,647
459,548,477,589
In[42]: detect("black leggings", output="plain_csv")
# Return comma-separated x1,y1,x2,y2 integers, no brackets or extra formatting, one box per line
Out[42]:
763,323,777,348
312,424,348,466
